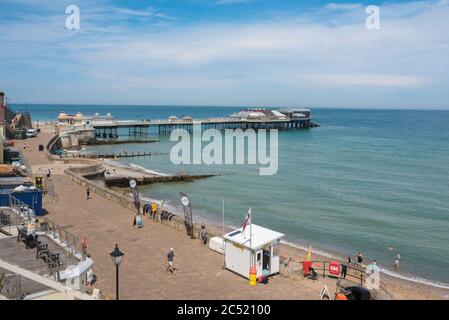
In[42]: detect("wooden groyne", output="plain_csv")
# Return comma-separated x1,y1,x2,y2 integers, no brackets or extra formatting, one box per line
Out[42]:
104,173,218,187
56,151,166,159
86,139,159,146
98,151,164,159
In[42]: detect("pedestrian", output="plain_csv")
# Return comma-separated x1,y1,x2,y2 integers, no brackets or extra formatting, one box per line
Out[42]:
166,248,175,274
341,262,348,279
356,252,363,267
134,214,143,228
81,238,88,256
46,168,51,179
151,202,158,220
27,145,30,151
200,224,208,245
86,186,91,200
370,259,378,270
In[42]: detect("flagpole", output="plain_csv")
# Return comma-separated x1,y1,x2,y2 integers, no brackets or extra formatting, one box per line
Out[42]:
222,199,225,236
250,208,253,268
222,199,225,269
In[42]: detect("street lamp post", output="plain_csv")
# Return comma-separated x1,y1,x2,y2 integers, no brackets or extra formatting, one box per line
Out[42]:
110,244,124,300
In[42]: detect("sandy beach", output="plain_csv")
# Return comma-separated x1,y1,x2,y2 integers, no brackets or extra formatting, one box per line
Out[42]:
14,124,449,300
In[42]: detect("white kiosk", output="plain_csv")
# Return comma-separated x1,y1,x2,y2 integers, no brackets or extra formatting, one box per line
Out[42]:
224,224,284,279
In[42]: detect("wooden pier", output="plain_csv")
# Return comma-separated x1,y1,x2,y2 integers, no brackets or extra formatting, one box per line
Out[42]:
92,116,317,136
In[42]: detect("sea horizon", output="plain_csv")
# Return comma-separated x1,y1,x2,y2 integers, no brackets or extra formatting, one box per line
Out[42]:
9,103,449,112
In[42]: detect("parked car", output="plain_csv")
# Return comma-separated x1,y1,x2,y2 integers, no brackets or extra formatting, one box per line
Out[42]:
26,128,38,138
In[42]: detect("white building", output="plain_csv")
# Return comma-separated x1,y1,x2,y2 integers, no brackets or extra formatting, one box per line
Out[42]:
224,224,284,279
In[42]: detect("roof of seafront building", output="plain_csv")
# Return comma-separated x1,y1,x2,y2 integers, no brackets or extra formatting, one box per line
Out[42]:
224,224,285,250
278,107,311,113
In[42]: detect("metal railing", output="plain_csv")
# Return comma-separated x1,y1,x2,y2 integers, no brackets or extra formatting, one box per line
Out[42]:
289,259,391,297
0,208,22,235
8,194,34,224
41,217,86,262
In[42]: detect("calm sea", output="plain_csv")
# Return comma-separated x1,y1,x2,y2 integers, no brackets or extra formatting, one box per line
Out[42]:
12,104,449,288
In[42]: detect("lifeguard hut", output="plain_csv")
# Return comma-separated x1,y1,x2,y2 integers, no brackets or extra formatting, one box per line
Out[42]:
223,224,284,279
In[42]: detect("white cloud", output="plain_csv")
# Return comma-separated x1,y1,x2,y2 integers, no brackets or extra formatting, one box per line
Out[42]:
325,2,363,11
307,74,427,87
1,0,449,107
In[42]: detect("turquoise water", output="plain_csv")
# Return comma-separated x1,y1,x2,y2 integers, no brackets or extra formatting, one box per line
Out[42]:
14,104,449,287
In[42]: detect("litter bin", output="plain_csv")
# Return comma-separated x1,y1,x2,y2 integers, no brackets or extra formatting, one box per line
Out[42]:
38,144,44,151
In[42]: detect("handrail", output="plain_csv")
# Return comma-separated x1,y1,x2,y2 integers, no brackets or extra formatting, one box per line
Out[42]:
8,194,34,223
42,217,86,262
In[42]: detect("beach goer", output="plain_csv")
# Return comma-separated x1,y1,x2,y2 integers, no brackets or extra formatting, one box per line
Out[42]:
368,259,378,270
335,291,348,300
166,248,175,274
341,263,348,279
136,215,143,228
86,186,91,200
395,259,400,270
341,264,348,279
46,168,51,178
200,224,208,245
356,252,363,267
347,256,352,265
81,238,88,256
151,202,158,220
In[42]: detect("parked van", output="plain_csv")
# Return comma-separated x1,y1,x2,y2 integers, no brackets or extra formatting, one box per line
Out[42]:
26,128,38,138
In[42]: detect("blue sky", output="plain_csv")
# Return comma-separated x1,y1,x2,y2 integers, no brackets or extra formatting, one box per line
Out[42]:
1,0,449,108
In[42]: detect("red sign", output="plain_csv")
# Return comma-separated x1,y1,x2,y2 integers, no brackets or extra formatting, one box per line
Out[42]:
329,261,341,275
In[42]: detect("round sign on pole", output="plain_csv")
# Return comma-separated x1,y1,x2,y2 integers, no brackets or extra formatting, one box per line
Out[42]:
181,196,190,206
129,179,137,188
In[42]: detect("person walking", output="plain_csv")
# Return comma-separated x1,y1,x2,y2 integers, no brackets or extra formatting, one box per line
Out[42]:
86,186,91,200
46,168,51,179
200,224,208,245
166,248,175,274
341,262,348,279
356,252,363,268
151,202,158,221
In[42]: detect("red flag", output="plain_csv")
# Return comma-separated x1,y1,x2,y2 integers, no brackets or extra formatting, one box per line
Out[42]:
242,208,251,232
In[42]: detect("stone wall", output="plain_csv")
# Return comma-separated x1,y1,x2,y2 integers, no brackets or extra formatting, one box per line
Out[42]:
64,167,208,240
